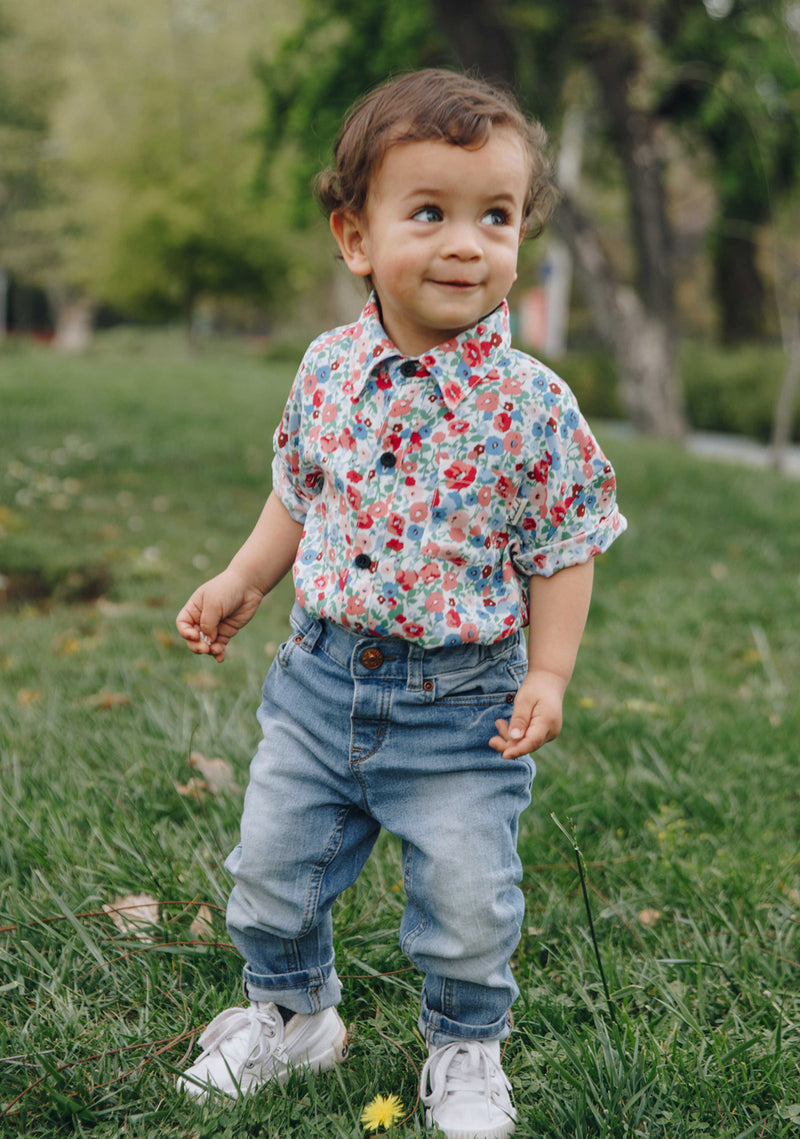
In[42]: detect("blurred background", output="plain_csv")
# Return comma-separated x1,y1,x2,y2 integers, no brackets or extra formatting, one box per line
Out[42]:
1,0,799,452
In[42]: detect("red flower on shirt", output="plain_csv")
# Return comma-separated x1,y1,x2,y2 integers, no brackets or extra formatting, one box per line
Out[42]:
442,461,476,490
463,340,483,367
404,622,425,638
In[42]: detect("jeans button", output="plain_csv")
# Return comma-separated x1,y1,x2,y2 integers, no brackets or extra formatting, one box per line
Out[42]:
360,646,384,669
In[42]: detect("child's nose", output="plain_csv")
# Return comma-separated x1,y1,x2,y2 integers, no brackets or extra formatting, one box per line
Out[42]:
441,222,482,259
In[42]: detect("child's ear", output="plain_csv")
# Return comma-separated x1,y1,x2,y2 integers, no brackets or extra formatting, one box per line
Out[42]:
330,212,372,278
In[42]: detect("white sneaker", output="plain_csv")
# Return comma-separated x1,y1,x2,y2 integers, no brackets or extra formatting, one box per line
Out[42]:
421,1039,516,1139
177,1002,348,1101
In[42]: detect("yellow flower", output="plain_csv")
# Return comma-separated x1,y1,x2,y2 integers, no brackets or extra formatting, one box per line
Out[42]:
360,1093,405,1131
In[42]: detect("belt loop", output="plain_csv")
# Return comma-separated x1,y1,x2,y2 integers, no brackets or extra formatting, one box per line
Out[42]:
301,616,323,653
407,643,423,690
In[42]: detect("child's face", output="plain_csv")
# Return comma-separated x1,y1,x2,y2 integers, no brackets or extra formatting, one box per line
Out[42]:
331,128,529,356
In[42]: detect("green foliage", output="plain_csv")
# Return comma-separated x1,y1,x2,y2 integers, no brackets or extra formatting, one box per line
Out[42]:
254,0,444,223
1,0,302,320
0,1,62,280
99,175,290,322
533,340,799,443
681,339,798,441
661,0,800,210
2,339,800,1135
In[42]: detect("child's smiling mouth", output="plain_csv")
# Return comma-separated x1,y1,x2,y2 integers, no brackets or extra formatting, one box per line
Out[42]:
431,279,481,289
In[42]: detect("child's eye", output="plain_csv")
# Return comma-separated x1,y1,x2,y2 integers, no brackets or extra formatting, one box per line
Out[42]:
482,208,510,227
411,205,443,223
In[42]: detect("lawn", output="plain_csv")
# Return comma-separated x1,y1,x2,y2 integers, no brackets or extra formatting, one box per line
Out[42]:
1,339,798,1137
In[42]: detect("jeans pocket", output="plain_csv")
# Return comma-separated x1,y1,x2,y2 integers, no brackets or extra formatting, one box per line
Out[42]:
433,650,523,707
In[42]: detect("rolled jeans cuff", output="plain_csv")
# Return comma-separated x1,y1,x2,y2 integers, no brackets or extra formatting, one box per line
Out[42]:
419,994,512,1047
242,959,342,1015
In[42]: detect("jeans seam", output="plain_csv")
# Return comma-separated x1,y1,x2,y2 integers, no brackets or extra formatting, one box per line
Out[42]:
400,843,427,957
298,805,349,937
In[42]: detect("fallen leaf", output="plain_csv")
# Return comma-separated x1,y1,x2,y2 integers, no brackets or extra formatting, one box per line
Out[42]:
183,671,219,690
103,893,160,942
83,691,131,709
154,629,178,649
188,751,239,795
638,908,662,928
174,777,208,800
17,688,43,707
54,635,82,657
190,905,215,941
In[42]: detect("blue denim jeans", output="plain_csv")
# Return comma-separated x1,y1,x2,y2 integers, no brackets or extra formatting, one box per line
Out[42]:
225,603,536,1046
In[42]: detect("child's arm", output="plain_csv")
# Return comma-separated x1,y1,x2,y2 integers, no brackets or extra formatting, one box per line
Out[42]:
176,491,304,663
489,559,594,759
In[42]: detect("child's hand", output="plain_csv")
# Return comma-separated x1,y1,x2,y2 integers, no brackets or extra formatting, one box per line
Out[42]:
489,670,566,759
176,570,265,663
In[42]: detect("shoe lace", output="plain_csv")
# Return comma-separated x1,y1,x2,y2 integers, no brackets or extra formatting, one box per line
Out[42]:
420,1040,511,1112
198,1002,284,1068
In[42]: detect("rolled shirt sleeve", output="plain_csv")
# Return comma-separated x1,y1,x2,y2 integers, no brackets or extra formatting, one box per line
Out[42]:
509,385,626,579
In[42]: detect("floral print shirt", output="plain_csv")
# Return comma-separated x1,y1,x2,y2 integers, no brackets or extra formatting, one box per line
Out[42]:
272,295,626,647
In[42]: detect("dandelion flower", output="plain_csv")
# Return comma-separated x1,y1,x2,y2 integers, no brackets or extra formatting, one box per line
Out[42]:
360,1093,405,1131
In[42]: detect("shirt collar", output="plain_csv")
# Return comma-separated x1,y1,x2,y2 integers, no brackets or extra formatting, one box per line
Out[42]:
343,293,512,413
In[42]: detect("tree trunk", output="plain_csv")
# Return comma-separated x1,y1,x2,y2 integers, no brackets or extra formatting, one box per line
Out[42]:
712,227,767,344
569,0,684,437
48,286,95,354
770,234,800,470
429,0,517,84
554,193,685,439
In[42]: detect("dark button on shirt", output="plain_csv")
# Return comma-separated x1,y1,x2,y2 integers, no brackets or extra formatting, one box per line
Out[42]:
399,360,418,377
354,553,372,569
380,452,397,468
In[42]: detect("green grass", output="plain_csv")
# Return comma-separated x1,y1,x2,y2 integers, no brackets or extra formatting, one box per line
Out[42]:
1,340,799,1137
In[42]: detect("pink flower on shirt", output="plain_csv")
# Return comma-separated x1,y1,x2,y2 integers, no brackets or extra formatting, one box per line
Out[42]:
476,391,499,412
425,592,446,613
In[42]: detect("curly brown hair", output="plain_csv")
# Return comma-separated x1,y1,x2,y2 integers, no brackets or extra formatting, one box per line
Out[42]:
315,69,558,240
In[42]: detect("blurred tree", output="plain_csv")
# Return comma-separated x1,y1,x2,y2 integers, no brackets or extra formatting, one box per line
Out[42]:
0,3,60,336
659,0,800,344
2,0,304,345
254,0,443,227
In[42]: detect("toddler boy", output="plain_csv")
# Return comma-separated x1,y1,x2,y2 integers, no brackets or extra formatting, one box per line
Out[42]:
176,69,625,1138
